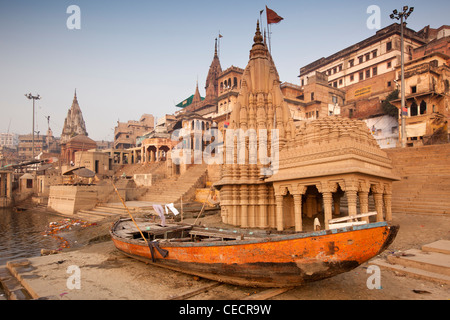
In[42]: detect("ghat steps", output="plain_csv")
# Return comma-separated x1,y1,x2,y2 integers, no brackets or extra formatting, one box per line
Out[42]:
372,240,450,284
138,164,208,204
385,144,450,215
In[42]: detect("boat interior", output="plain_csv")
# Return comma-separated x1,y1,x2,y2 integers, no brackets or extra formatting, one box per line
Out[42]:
112,218,274,243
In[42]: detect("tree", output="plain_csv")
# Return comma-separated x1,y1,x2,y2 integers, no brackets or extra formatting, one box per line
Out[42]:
382,89,399,117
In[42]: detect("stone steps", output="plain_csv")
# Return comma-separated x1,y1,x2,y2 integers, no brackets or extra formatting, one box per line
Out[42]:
76,204,130,222
385,144,450,216
139,164,207,204
372,240,450,285
0,261,34,300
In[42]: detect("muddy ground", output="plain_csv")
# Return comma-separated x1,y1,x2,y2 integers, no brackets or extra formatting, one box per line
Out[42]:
19,210,449,300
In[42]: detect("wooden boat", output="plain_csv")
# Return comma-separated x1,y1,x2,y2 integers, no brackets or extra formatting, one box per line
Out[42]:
110,218,398,287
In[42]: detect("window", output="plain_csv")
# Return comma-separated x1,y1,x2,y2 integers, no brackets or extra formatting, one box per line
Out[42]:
372,50,378,58
366,69,371,78
349,59,354,67
311,92,314,101
358,56,364,64
338,65,343,72
349,109,354,118
411,86,417,94
410,101,418,116
350,74,354,82
301,79,304,86
332,96,338,104
365,53,370,61
339,79,343,85
387,61,392,68
333,81,338,88
420,100,427,114
387,81,392,87
372,66,378,76
391,126,398,134
386,41,392,51
359,72,364,81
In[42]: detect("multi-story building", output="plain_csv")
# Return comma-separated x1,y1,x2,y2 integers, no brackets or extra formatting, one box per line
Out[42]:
0,133,18,149
298,23,450,148
114,114,154,149
299,23,427,92
390,52,450,146
18,134,47,159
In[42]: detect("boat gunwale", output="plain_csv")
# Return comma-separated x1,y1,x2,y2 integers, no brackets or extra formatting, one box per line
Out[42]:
110,219,393,248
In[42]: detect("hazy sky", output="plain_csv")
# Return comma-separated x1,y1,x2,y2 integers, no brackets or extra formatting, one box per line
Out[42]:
1,0,449,141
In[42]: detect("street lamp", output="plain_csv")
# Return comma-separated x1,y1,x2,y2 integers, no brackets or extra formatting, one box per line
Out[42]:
25,93,41,159
390,6,414,148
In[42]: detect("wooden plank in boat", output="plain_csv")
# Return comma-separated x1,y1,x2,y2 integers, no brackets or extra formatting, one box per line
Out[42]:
189,229,244,240
143,224,192,236
329,212,377,223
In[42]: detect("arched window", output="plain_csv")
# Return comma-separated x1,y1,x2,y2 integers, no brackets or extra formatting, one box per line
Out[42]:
410,101,418,117
419,100,427,115
233,77,238,88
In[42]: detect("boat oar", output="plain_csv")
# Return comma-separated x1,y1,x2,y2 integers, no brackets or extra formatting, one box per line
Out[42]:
193,185,215,225
111,180,168,261
111,180,148,244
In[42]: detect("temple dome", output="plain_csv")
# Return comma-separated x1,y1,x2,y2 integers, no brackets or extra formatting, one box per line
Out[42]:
268,116,398,182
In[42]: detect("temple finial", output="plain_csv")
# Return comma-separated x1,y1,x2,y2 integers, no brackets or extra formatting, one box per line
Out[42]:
253,20,263,44
214,38,218,57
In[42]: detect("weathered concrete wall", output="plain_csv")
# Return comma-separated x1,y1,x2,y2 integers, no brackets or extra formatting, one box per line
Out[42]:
48,185,113,215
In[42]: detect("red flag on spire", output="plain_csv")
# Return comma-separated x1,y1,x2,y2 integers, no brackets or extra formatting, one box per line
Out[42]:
266,6,283,24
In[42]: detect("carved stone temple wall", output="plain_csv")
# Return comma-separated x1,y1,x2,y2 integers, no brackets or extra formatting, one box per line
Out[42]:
214,22,399,231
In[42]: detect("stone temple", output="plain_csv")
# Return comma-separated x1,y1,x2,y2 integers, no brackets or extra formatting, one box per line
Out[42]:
215,21,399,231
60,90,88,144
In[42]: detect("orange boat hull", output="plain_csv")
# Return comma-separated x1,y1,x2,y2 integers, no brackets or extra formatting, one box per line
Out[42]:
111,221,398,287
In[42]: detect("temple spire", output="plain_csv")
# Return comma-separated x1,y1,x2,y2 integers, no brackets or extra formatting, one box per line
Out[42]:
253,20,263,44
214,38,218,57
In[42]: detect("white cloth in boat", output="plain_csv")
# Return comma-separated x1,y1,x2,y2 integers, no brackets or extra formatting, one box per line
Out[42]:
152,204,166,226
165,203,179,216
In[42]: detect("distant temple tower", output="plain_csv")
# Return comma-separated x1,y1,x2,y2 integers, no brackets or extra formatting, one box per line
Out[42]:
204,38,222,102
60,90,88,144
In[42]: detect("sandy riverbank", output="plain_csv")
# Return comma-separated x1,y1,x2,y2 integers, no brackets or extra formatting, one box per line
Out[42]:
5,210,449,300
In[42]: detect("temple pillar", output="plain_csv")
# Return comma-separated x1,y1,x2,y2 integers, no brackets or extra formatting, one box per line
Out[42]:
275,194,284,231
384,184,393,221
322,192,333,229
374,193,384,222
358,191,369,222
258,184,268,228
150,149,155,162
293,194,303,232
347,190,358,216
384,194,392,222
372,183,384,222
240,186,249,228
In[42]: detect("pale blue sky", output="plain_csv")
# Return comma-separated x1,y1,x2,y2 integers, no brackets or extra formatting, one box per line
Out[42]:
1,0,449,141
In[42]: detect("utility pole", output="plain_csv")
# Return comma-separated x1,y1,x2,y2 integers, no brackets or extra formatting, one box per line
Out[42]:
390,6,414,148
25,93,41,159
